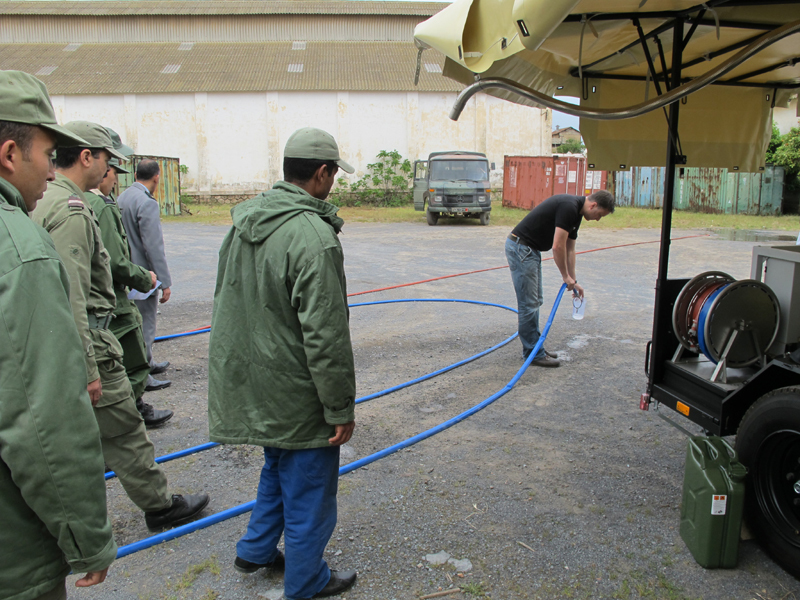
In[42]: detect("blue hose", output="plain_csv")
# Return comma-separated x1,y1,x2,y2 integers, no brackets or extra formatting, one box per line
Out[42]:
115,286,567,558
156,328,210,341
108,299,518,480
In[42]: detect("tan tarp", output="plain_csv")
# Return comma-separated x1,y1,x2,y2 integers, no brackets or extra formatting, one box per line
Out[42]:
580,81,773,171
414,0,800,171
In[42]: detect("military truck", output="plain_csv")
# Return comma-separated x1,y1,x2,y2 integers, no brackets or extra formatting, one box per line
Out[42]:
413,151,493,226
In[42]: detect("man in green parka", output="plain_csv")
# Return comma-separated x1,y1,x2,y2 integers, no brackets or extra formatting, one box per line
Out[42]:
86,149,173,428
32,120,209,532
0,70,116,600
208,128,358,600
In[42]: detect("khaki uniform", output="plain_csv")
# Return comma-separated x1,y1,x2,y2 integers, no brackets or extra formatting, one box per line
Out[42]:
86,190,151,399
32,173,170,513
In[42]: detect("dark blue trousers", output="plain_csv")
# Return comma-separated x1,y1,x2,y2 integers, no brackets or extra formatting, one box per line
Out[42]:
237,446,340,599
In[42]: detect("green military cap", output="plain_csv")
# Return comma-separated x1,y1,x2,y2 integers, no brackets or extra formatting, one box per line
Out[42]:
284,127,354,174
0,70,90,147
108,157,130,174
62,120,127,160
105,126,134,157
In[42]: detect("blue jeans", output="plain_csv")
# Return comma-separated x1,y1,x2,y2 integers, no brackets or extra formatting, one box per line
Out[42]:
505,236,544,360
237,446,340,600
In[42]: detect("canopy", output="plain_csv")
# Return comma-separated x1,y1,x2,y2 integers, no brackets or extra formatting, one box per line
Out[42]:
414,1,800,171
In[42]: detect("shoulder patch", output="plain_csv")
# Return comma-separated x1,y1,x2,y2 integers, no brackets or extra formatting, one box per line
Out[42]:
67,196,84,210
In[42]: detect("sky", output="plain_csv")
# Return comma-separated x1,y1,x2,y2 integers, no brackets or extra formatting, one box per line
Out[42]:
551,97,580,132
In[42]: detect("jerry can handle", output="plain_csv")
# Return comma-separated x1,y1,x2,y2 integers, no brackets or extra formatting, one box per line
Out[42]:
689,438,711,469
689,436,722,468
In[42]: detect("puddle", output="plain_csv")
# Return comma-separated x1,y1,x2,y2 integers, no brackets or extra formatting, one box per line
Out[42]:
567,334,591,349
713,229,797,242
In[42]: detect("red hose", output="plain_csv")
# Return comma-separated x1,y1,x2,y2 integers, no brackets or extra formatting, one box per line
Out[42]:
164,234,709,336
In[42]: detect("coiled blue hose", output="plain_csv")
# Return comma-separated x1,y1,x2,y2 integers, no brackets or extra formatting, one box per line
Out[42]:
107,299,518,480
115,286,566,558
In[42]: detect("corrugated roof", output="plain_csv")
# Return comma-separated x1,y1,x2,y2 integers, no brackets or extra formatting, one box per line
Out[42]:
0,41,461,94
0,1,445,16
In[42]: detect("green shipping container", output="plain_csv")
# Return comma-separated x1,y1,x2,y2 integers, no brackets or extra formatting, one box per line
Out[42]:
117,155,182,216
680,437,747,569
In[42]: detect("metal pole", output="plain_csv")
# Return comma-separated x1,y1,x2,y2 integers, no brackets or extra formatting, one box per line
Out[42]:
648,17,684,387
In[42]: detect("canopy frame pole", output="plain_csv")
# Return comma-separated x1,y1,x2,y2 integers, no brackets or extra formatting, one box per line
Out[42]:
633,18,666,96
648,17,685,388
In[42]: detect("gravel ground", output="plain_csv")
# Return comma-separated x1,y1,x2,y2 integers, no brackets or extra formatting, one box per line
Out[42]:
69,220,800,600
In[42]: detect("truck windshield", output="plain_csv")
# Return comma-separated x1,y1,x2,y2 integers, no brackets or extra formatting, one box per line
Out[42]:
430,160,488,181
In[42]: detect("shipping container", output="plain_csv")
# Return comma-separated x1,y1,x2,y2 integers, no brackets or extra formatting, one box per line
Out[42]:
614,166,784,215
503,155,607,210
117,155,182,216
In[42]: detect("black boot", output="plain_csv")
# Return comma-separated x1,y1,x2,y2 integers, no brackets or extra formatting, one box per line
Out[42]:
144,493,210,531
150,360,170,375
145,374,171,391
311,570,357,598
136,397,173,428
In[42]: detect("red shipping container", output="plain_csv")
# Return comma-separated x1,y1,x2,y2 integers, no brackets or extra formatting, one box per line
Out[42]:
502,155,607,210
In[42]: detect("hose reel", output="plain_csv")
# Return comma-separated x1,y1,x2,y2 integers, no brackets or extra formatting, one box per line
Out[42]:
672,271,780,381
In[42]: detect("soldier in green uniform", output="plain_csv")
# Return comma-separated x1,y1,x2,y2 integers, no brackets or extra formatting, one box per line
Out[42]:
0,71,116,600
85,139,173,428
31,120,209,531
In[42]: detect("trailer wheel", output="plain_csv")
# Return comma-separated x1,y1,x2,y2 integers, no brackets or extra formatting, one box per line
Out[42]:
479,211,490,226
735,387,800,579
426,209,438,226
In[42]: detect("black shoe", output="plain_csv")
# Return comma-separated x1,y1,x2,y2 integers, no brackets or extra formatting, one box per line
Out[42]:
136,397,173,428
234,551,285,574
544,349,558,359
145,374,171,391
150,360,170,375
145,493,210,531
311,569,357,598
530,355,561,368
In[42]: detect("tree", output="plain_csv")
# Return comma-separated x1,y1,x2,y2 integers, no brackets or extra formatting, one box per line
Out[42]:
766,124,800,191
330,150,413,207
556,139,585,154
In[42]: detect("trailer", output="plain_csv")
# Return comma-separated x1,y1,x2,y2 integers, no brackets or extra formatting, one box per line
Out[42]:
414,0,800,578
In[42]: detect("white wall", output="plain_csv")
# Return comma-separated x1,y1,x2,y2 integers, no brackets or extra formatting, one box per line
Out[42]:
774,98,799,135
51,90,550,194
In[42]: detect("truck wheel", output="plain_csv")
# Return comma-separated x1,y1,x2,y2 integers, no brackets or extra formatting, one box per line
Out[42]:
735,387,800,579
479,212,490,226
426,209,438,226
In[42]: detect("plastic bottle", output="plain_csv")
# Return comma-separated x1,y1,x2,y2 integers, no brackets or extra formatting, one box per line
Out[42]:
572,292,585,320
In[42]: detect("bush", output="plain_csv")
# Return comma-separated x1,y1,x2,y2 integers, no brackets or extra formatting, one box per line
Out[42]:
556,139,585,154
768,126,800,191
329,150,413,207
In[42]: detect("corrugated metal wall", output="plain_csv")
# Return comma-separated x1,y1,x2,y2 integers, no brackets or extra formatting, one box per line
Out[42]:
117,155,182,216
614,166,785,215
0,15,422,43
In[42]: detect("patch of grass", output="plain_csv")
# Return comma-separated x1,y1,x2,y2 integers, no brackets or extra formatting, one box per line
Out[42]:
168,200,800,233
170,556,221,592
461,581,486,596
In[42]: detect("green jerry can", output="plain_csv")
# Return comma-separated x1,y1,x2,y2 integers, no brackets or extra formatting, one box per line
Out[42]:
679,436,748,568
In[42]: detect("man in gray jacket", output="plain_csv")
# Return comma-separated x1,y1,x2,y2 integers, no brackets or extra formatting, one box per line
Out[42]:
117,160,172,390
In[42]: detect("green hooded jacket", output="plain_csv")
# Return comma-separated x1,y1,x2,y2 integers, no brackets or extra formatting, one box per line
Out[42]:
208,181,355,449
0,178,117,600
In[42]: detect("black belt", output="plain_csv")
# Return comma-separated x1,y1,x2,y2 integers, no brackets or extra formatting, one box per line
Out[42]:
508,233,532,248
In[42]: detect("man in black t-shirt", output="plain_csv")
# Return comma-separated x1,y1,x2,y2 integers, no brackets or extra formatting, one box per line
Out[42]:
505,190,615,367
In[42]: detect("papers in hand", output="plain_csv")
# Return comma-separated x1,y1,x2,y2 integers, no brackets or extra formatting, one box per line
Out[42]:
128,280,162,300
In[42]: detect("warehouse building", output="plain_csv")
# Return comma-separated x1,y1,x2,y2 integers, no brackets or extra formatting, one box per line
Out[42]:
0,1,552,201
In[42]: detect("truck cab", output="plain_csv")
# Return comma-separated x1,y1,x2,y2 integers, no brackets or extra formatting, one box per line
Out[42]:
413,151,493,226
